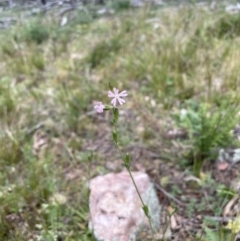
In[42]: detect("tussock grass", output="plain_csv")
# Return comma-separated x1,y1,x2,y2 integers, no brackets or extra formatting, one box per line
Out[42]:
1,4,240,240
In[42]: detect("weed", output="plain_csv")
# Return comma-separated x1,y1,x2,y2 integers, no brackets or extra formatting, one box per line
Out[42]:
212,13,240,39
23,20,50,44
0,79,16,117
87,36,122,68
56,80,96,132
186,198,197,218
1,41,16,57
70,10,93,25
200,225,231,241
174,100,240,177
31,52,45,71
111,0,131,11
94,84,157,237
0,130,21,165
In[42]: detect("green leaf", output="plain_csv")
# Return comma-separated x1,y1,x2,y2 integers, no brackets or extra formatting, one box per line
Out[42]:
87,152,93,162
203,226,220,241
112,130,118,144
109,82,114,91
142,205,150,218
113,108,119,123
104,105,113,111
123,153,131,169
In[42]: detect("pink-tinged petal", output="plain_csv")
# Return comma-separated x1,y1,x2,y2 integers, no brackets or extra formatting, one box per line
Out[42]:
108,91,115,97
113,88,119,94
111,98,117,107
121,98,126,104
118,98,125,105
119,90,128,97
108,86,127,106
94,102,105,113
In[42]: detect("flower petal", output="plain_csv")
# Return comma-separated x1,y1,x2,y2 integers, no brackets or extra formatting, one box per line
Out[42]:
111,98,117,107
108,91,115,97
108,87,127,107
118,98,125,105
94,102,105,113
119,90,128,97
113,88,119,94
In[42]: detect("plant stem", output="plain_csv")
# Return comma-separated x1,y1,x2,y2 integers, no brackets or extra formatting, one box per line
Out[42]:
113,117,154,236
229,232,236,241
193,152,203,178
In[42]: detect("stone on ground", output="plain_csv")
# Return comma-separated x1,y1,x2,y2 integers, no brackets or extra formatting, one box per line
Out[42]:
89,171,161,241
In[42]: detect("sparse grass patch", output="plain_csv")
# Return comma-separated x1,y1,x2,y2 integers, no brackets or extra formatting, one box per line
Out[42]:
1,40,16,57
0,129,21,165
0,78,17,117
211,12,240,39
22,19,50,44
70,9,94,25
87,35,122,68
100,8,240,106
30,51,46,71
111,0,131,11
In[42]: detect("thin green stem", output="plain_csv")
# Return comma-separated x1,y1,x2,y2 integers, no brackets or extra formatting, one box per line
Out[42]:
115,143,144,206
229,232,236,241
112,114,154,237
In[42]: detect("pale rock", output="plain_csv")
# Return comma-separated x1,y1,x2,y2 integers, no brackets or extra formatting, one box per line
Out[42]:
89,171,161,241
218,148,240,164
226,3,240,14
60,16,68,26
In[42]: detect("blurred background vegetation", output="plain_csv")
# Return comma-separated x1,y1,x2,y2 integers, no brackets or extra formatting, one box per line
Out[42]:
1,0,240,240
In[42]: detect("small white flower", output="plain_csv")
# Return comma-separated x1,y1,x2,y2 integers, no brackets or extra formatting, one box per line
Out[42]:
108,88,128,107
94,102,105,113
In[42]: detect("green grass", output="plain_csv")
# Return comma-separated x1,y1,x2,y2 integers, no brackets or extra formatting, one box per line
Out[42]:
1,3,240,240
